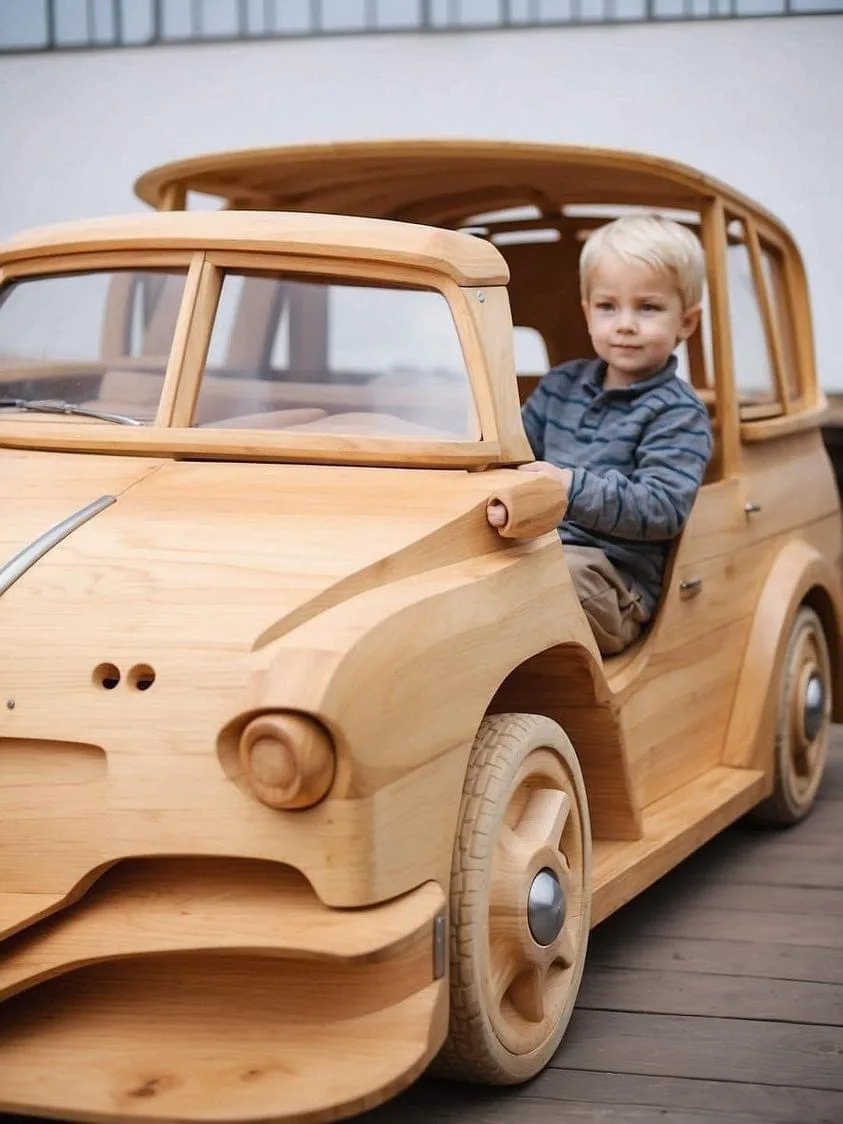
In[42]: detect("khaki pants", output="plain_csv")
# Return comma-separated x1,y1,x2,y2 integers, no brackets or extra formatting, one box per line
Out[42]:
565,545,651,656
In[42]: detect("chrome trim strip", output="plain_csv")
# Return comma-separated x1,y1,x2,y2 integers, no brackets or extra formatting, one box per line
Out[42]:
0,494,116,597
433,911,446,980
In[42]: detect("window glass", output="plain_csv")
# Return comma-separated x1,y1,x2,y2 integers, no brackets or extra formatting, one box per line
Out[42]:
674,279,713,393
513,326,549,374
726,220,779,413
0,269,187,424
194,272,478,439
760,241,800,401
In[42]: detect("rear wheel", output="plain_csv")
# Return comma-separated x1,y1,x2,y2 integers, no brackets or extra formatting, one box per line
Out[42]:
751,606,831,826
436,713,591,1084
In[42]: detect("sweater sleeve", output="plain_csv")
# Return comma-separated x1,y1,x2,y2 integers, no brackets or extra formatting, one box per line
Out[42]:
566,400,713,541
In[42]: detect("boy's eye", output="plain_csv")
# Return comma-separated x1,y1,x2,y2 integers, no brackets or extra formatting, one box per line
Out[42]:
641,302,663,312
595,301,615,311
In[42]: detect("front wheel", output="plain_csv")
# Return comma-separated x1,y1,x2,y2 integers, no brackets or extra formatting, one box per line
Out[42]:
751,606,831,826
436,713,592,1084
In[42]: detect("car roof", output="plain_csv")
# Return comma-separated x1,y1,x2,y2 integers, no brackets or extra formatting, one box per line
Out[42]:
0,209,510,287
133,138,793,240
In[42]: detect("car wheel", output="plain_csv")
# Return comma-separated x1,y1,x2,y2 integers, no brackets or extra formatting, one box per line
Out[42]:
435,713,592,1084
751,605,832,826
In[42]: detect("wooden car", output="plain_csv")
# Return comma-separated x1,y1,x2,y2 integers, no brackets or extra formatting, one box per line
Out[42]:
0,141,839,1124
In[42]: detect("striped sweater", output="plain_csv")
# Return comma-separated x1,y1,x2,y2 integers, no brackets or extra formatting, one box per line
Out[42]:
522,356,713,613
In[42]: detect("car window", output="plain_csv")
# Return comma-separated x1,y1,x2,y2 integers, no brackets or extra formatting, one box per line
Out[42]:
760,239,800,403
726,220,781,417
513,326,549,375
193,271,479,439
0,268,187,423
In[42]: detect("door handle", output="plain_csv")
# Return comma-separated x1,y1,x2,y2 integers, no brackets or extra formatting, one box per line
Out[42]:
744,501,762,515
679,578,703,596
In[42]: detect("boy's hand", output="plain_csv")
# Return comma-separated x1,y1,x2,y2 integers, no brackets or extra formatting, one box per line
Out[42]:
486,499,508,527
517,461,573,490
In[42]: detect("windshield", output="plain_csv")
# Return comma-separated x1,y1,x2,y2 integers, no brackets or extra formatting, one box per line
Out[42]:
0,266,479,443
0,268,187,423
194,272,478,439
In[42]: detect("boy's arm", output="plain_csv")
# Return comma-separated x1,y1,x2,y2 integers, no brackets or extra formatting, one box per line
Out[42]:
566,402,713,542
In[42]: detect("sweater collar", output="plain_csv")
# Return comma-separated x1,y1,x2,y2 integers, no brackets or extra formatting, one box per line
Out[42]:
582,354,679,398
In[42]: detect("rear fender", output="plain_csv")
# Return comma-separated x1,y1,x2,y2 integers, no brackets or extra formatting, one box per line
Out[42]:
723,539,842,774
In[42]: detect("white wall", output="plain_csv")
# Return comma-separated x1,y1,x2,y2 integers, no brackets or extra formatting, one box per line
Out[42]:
1,15,841,382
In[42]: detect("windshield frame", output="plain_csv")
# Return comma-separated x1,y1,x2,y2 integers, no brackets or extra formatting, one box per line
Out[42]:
0,247,521,468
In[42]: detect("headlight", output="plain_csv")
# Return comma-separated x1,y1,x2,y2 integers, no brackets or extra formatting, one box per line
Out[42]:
238,712,335,810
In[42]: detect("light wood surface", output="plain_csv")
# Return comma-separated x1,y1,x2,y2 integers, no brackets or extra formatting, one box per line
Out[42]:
700,197,740,477
0,960,446,1124
0,209,509,287
489,471,568,539
0,860,444,1003
239,713,335,809
132,140,799,241
1,138,841,1123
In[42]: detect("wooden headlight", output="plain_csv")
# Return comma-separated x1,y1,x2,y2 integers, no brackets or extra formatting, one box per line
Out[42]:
238,713,335,810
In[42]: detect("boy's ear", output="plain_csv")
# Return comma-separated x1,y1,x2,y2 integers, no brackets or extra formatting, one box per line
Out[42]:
678,305,702,341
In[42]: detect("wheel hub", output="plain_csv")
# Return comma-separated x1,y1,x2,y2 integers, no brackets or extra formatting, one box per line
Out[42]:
527,868,566,947
802,672,825,743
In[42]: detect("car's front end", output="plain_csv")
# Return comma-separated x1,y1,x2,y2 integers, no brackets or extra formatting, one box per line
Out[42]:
0,213,587,1122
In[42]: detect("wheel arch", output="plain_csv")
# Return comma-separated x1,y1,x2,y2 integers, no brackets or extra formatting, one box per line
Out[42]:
487,641,642,842
723,538,843,772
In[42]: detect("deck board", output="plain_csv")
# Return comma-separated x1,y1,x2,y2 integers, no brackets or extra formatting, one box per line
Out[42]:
2,733,841,1124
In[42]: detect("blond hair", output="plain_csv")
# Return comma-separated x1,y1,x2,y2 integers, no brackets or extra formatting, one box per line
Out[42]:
579,214,706,310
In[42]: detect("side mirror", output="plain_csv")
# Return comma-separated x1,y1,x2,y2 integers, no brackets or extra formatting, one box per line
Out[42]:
488,471,568,539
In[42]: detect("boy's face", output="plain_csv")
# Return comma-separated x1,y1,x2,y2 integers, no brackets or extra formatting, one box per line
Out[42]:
582,250,700,386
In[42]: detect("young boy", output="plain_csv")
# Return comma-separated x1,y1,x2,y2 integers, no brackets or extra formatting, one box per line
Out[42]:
488,214,713,655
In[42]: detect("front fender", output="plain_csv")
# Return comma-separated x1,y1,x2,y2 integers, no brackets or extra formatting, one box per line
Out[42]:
723,538,842,774
226,536,595,902
246,534,596,793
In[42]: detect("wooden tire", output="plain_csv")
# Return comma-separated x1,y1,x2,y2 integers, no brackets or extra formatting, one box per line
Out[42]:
751,606,832,826
435,713,592,1084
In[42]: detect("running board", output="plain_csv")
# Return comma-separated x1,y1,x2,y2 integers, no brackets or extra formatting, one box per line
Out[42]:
592,765,767,926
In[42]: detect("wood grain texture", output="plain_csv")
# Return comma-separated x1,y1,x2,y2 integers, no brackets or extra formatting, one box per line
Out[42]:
591,766,766,924
488,471,568,539
0,210,510,287
0,860,444,1002
2,137,841,1124
0,959,447,1123
132,139,798,238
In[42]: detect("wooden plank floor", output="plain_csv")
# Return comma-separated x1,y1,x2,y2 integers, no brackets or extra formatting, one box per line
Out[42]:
362,731,843,1124
2,736,841,1124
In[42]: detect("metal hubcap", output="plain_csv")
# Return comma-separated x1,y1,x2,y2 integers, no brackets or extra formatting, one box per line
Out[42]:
528,868,566,947
803,672,825,743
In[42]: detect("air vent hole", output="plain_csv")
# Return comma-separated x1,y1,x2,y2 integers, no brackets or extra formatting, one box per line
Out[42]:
129,664,156,691
94,663,121,690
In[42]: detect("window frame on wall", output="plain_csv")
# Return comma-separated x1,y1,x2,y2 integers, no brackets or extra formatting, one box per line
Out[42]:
3,0,842,54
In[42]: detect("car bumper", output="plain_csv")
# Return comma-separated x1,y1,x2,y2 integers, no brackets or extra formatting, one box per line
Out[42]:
0,858,448,1122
